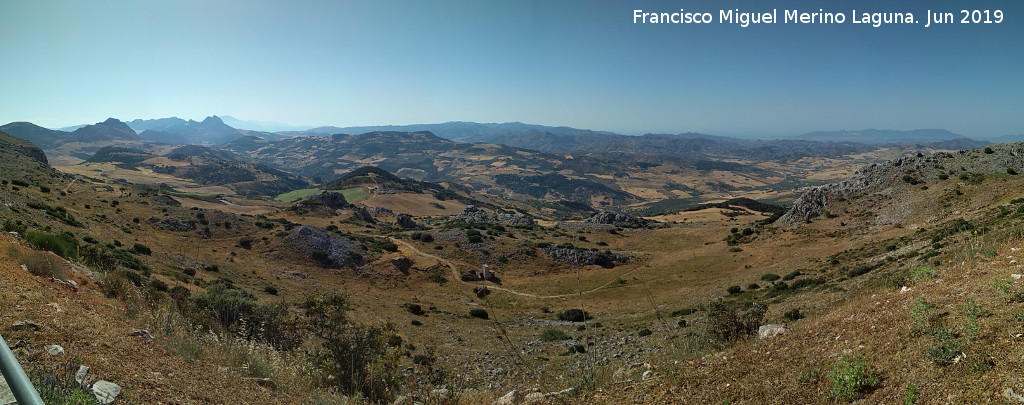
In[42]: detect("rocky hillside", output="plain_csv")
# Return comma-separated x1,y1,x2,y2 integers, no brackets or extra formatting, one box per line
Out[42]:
777,143,1024,226
221,131,639,205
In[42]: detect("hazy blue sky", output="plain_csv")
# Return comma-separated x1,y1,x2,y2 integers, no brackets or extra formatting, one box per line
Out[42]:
1,0,1021,137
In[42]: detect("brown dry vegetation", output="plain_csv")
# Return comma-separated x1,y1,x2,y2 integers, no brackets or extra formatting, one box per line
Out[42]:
8,143,1024,404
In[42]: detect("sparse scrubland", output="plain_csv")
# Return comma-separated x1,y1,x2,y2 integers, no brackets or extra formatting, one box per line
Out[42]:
5,127,1024,404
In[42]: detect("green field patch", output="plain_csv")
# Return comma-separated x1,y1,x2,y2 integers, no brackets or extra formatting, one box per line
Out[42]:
275,187,368,203
340,187,368,202
274,188,323,202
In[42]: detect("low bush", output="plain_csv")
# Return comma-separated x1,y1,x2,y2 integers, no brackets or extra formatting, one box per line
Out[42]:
760,273,780,282
25,231,78,260
561,344,586,356
828,355,879,402
784,308,804,321
150,278,169,292
908,266,935,283
301,291,402,402
557,308,591,322
791,277,825,289
407,304,425,316
910,296,936,337
133,243,152,255
705,300,766,342
427,271,447,285
927,339,962,366
2,218,26,234
469,309,489,319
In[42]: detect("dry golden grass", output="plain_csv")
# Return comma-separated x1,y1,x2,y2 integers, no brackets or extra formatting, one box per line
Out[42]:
359,193,466,217
0,234,307,404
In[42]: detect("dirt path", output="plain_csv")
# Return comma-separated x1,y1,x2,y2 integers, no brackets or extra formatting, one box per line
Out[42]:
391,237,641,299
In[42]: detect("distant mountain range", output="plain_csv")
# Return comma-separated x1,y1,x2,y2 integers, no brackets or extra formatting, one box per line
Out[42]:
127,116,249,145
0,118,141,149
795,128,986,145
35,116,1013,149
5,115,1018,170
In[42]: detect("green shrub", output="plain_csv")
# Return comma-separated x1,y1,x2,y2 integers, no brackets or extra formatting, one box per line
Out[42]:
264,285,278,295
984,146,994,154
112,248,145,270
2,218,26,234
427,271,447,284
192,280,303,351
169,285,190,302
637,328,652,337
782,270,801,281
150,278,169,292
80,244,117,272
301,291,401,402
132,243,152,255
784,308,804,321
671,307,697,317
469,308,489,319
726,285,742,295
539,328,569,341
991,277,1015,302
705,300,766,342
419,233,434,243
847,264,875,278
25,231,78,260
557,308,591,322
760,273,780,282
902,175,921,185
118,270,143,287
910,296,936,336
406,304,425,316
927,339,962,366
791,277,825,289
747,283,760,290
905,383,919,405
828,355,879,402
561,344,586,356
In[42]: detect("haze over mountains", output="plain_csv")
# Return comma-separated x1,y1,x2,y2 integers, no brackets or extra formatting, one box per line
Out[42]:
25,115,1013,150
